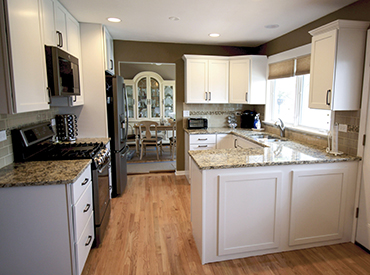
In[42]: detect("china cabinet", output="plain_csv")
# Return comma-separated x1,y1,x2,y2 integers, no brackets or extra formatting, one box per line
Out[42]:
125,71,175,121
308,20,369,110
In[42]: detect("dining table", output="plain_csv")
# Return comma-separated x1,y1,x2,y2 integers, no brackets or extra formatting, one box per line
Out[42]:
133,123,174,154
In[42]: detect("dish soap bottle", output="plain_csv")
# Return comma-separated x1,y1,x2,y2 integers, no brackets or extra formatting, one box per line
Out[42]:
254,113,261,129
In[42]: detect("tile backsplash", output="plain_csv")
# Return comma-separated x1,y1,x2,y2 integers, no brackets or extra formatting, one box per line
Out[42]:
183,103,265,129
0,108,59,169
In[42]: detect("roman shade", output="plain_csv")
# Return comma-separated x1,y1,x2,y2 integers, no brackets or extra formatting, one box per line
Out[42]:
268,55,311,79
295,55,311,76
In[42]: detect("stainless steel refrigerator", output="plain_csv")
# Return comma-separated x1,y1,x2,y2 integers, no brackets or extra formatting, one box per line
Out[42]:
106,74,129,197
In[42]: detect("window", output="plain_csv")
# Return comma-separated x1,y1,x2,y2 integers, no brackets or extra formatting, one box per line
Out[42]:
269,74,331,133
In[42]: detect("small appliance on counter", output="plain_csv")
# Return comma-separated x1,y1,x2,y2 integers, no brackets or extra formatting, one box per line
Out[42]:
188,118,208,129
240,110,257,129
55,114,78,141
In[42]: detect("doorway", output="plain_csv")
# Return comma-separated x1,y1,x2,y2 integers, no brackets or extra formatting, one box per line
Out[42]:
118,61,176,174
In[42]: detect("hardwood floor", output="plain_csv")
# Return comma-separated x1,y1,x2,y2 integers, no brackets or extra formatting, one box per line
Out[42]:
82,173,370,275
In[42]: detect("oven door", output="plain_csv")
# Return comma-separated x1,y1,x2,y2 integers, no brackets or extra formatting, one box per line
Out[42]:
92,161,111,226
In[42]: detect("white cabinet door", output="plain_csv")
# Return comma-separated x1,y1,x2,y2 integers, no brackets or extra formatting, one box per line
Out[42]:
216,133,234,149
309,29,336,110
55,1,68,51
104,26,114,74
6,0,49,113
235,136,261,149
40,0,57,46
66,14,81,58
185,58,208,103
208,59,229,103
218,172,282,255
229,58,250,103
289,168,347,246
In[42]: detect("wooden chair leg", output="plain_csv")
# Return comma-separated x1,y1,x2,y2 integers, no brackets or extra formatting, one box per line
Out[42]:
156,144,160,160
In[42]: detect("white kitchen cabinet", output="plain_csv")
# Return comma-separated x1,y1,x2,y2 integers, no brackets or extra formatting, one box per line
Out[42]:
308,20,369,110
218,172,282,255
104,26,114,75
216,133,234,149
229,56,267,104
289,168,347,246
234,135,261,149
183,55,229,104
0,0,50,114
190,161,357,264
0,165,93,275
189,134,217,150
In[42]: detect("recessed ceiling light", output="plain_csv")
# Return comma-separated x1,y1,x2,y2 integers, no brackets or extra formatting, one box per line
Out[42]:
265,24,279,29
169,16,180,21
107,17,122,23
209,33,220,38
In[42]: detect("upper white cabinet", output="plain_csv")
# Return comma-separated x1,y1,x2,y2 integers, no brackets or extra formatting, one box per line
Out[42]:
41,0,81,58
183,55,229,103
309,20,370,110
229,56,267,104
0,0,50,114
103,26,114,75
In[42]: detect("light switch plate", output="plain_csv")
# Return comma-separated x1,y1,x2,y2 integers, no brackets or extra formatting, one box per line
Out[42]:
0,130,7,142
183,110,190,117
338,124,348,132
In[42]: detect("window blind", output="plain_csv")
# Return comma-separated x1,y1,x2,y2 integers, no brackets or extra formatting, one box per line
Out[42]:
268,59,295,80
295,55,311,76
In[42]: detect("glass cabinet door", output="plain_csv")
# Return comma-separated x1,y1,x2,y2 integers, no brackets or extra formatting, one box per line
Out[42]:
137,77,148,118
126,84,134,118
150,78,160,118
164,85,174,118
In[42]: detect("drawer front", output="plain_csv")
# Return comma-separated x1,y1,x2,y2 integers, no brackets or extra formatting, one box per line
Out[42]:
72,166,92,204
73,182,93,242
75,212,94,275
190,134,216,144
190,144,216,150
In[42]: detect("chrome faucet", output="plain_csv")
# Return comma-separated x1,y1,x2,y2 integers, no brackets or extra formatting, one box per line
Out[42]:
275,118,286,137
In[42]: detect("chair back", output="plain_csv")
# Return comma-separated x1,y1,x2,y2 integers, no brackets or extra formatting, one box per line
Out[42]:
138,121,159,141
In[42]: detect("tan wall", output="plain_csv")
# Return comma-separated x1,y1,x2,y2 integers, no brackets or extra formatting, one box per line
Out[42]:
114,41,257,171
259,0,370,56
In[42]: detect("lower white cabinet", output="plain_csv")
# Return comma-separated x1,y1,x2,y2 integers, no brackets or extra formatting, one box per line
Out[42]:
0,165,93,275
190,160,358,264
218,172,282,255
289,168,347,246
216,133,262,149
189,134,216,150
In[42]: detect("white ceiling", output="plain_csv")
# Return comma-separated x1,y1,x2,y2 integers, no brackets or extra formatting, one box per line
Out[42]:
59,0,358,47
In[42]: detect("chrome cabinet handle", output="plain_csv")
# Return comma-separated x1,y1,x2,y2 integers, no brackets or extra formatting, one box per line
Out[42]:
205,92,208,101
209,92,211,101
73,96,77,102
234,139,237,148
47,87,52,104
198,138,208,141
245,92,248,102
326,90,331,106
81,178,89,186
110,59,113,70
85,236,92,246
83,204,91,213
56,31,63,47
198,145,208,148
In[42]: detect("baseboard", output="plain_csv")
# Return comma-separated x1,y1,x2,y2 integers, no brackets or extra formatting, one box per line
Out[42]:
175,170,186,176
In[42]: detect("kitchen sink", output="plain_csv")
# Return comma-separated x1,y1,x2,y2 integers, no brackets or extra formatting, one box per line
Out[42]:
250,134,286,142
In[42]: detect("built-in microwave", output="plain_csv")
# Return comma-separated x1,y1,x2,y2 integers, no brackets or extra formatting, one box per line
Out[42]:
45,46,80,96
188,118,208,129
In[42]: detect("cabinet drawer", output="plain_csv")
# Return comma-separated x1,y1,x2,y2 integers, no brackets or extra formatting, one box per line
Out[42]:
190,134,216,144
75,212,94,275
190,144,216,150
71,166,92,204
73,182,93,242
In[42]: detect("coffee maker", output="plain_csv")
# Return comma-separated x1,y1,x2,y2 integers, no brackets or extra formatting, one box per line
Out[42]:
240,110,257,128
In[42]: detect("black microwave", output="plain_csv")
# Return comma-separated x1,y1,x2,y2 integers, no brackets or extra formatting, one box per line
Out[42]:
188,118,208,129
45,46,80,96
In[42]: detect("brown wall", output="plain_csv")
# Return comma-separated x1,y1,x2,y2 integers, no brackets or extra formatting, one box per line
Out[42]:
114,41,257,171
259,0,370,56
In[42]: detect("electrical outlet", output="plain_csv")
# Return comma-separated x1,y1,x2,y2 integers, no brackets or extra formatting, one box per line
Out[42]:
338,124,348,132
0,130,7,142
183,110,190,117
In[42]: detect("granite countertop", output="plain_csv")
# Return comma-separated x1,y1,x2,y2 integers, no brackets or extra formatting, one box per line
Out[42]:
186,128,361,170
0,159,92,188
58,137,111,145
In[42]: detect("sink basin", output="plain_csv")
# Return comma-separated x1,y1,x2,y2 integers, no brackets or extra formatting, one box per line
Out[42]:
250,134,286,142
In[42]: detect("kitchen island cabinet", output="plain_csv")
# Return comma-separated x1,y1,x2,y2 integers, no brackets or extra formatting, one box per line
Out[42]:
0,160,93,275
190,158,358,264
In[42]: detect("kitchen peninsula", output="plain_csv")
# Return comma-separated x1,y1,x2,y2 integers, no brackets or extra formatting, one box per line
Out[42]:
186,128,360,264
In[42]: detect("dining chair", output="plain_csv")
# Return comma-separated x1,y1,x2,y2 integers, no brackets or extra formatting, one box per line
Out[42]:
138,121,163,160
169,121,176,160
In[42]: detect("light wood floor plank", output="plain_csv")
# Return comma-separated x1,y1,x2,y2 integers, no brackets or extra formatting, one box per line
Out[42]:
82,173,370,275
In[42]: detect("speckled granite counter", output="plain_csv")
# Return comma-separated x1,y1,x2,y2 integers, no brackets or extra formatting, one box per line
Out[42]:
59,137,111,145
186,128,360,170
0,159,92,188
